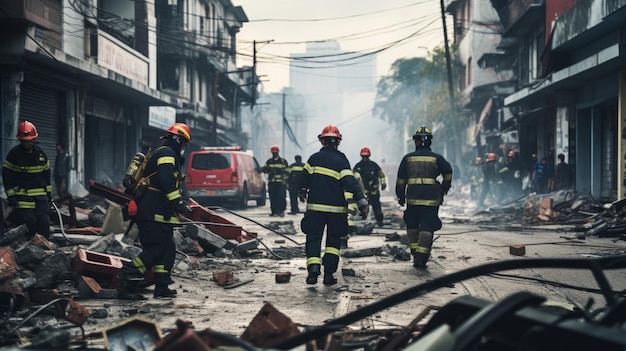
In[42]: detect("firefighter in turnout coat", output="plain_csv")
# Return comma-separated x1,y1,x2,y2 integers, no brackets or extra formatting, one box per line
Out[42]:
117,123,192,299
2,121,52,239
263,145,289,217
300,125,368,285
353,147,387,226
396,127,452,269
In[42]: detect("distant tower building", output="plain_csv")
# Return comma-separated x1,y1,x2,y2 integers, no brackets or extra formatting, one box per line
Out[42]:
289,41,380,163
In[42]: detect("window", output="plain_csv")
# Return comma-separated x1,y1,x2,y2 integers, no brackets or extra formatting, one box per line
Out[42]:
192,153,231,170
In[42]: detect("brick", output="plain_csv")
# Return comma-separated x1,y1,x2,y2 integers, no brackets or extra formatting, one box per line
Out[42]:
0,247,18,280
509,244,526,256
30,234,54,250
212,270,233,286
76,275,102,298
71,249,128,289
241,303,300,347
275,272,291,283
65,300,92,325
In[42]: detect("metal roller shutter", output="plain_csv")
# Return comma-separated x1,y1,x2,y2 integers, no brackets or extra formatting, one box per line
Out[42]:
19,82,61,173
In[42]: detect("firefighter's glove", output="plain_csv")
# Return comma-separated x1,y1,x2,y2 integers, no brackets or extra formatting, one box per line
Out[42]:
298,189,308,202
8,197,18,208
174,199,192,214
381,183,387,191
357,198,369,219
398,198,406,207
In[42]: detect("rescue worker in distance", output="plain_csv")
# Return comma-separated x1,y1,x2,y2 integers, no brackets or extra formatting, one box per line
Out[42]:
353,147,387,226
262,145,289,217
287,155,305,214
342,171,366,249
395,127,452,269
117,123,192,299
2,121,52,239
300,125,368,285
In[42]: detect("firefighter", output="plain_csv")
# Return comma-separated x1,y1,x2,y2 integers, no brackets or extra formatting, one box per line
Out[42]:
287,155,305,214
469,157,483,199
2,121,52,239
300,125,368,285
117,123,192,299
353,147,387,227
342,171,366,249
478,152,502,207
262,145,289,217
395,127,452,269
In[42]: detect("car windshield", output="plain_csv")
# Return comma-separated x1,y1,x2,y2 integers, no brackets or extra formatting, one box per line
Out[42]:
192,153,231,170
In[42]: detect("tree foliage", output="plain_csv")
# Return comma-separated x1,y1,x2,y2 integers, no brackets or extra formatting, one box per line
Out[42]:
374,45,466,145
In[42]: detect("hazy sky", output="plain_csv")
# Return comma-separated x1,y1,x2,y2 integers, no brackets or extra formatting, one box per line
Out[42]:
233,0,447,93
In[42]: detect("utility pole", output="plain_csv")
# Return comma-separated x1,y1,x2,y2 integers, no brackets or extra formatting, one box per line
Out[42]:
252,40,257,109
282,93,286,152
439,0,463,177
213,71,219,145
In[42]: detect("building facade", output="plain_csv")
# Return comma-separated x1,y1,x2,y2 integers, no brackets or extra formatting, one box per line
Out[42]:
447,0,626,201
0,0,255,194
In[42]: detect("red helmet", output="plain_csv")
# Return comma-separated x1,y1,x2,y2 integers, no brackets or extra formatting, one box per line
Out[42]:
168,123,191,142
270,145,280,153
17,121,38,141
318,125,342,140
475,157,483,165
508,150,516,157
487,153,497,162
360,147,371,157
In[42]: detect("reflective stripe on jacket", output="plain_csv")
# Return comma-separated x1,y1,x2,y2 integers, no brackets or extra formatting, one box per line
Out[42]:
395,146,452,207
135,142,183,224
301,146,365,214
3,144,51,209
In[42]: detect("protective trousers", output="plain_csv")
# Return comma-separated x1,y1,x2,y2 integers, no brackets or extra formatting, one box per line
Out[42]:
301,211,347,274
367,193,384,224
288,187,300,213
17,199,51,239
268,182,287,214
121,220,176,288
403,205,442,266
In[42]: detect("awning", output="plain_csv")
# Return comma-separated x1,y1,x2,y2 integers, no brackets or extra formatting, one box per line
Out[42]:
473,98,493,139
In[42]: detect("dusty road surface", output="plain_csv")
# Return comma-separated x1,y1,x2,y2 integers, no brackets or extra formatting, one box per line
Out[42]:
0,187,604,351
60,191,626,349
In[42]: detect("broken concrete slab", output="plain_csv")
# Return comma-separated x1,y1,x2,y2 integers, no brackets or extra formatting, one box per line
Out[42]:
184,224,232,252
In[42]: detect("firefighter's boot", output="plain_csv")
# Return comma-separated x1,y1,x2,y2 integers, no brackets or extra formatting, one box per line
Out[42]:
323,272,337,285
306,264,321,284
413,231,434,269
116,261,147,300
154,285,177,299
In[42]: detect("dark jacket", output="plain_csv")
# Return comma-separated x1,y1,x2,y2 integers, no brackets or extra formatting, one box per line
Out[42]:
353,159,386,196
3,144,52,208
287,161,305,190
301,146,365,213
395,146,452,207
54,152,70,179
135,139,184,223
263,157,289,183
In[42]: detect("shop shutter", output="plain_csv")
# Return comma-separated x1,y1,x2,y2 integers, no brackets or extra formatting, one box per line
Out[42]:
19,82,61,173
94,118,117,184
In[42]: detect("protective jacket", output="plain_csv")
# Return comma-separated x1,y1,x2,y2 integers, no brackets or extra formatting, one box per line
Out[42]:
287,161,305,190
264,157,289,183
302,146,365,213
396,146,452,207
353,160,386,196
134,140,183,224
3,144,52,208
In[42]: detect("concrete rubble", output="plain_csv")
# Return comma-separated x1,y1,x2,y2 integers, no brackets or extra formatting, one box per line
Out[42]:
0,183,625,350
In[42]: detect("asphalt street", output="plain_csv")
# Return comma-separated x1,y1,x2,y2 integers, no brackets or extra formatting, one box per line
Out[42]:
75,191,626,346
